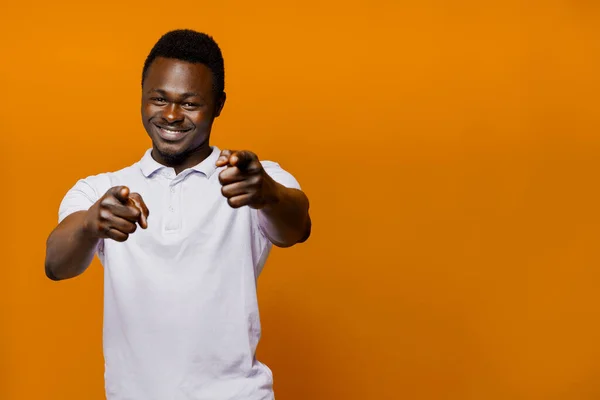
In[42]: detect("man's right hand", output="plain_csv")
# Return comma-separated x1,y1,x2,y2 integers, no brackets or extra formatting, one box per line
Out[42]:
83,186,150,242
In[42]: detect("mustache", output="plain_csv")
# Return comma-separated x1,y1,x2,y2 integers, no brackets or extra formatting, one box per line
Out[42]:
151,120,194,131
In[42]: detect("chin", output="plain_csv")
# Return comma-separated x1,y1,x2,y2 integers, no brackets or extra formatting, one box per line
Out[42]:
154,142,187,163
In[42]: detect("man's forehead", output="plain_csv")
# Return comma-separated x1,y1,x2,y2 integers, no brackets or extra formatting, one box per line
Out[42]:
144,58,213,90
147,57,210,76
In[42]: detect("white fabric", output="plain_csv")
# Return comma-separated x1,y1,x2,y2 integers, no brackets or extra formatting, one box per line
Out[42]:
58,146,300,400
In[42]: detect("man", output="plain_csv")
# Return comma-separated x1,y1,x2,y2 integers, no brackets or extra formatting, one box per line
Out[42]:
45,29,311,400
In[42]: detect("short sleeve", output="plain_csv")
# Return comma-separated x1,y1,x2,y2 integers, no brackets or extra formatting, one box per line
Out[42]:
253,161,303,253
261,161,301,190
58,178,100,224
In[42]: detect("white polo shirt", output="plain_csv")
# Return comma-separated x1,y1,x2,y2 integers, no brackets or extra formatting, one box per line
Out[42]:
58,146,301,400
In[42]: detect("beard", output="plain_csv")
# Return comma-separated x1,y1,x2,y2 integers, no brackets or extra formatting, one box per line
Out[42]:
153,139,208,167
155,146,190,165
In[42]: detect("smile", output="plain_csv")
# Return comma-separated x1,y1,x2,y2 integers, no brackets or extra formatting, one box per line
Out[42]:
154,124,192,141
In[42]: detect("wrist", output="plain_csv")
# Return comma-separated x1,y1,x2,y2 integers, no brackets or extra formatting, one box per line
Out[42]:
260,176,283,211
80,211,101,242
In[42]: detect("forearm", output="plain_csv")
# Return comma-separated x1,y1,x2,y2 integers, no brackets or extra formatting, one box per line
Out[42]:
258,182,311,247
45,211,100,281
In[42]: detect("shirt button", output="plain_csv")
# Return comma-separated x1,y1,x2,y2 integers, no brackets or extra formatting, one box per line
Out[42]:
169,206,174,212
170,187,175,193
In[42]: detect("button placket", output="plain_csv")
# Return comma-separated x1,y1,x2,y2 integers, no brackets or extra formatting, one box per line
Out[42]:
165,182,181,231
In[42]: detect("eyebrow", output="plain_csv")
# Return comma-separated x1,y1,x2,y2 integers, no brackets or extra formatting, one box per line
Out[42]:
147,89,201,98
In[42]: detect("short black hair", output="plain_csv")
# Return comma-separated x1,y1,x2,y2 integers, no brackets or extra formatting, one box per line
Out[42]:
142,29,225,96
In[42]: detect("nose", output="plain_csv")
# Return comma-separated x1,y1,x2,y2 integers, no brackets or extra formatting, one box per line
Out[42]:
161,103,184,124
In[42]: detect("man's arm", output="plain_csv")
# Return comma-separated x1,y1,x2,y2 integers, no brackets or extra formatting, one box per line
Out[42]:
217,149,311,247
45,211,101,281
45,186,149,281
257,179,311,247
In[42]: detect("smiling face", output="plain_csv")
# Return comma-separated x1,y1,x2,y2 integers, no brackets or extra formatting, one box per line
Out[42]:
141,56,225,172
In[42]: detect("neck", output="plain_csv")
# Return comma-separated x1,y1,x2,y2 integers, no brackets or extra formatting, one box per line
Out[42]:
151,142,212,175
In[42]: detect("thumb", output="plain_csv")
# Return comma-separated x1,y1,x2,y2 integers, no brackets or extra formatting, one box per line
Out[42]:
216,149,234,167
129,193,149,229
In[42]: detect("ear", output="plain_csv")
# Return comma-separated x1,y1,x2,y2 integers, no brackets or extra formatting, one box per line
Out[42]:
214,92,226,118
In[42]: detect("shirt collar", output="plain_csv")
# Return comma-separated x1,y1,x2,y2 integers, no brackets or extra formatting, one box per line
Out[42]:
139,146,221,178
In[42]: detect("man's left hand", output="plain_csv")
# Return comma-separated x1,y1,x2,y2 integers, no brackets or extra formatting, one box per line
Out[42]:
216,149,278,209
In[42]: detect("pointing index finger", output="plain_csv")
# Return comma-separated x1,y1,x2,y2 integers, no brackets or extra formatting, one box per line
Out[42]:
230,151,259,172
112,186,130,204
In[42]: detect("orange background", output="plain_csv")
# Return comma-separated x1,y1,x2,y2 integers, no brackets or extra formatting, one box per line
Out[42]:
2,1,600,399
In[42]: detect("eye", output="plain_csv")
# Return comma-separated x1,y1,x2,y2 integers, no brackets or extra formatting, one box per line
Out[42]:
182,102,200,109
150,97,167,104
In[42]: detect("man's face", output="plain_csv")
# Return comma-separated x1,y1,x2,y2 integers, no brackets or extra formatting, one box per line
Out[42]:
141,57,225,166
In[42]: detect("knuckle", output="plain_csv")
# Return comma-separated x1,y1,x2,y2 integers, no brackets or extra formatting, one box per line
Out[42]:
99,208,111,221
94,221,105,235
221,185,229,197
100,197,112,207
251,174,262,185
110,231,127,242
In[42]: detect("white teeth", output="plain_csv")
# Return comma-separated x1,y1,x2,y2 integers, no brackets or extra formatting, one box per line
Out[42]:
161,128,185,133
158,126,189,141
